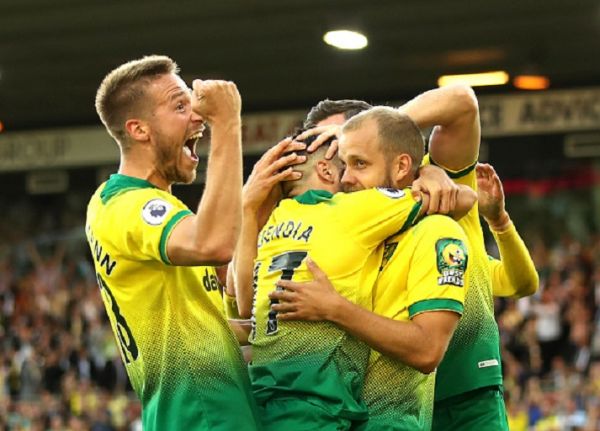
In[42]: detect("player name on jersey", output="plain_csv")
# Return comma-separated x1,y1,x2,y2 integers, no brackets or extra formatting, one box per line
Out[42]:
257,220,314,248
86,225,117,276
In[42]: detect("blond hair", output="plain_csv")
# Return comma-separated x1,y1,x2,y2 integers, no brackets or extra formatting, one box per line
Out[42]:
343,106,425,176
95,55,178,147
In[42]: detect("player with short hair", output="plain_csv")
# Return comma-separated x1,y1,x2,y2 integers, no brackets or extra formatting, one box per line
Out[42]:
247,131,426,430
294,90,538,430
304,99,373,129
270,107,475,430
87,55,261,430
397,85,510,430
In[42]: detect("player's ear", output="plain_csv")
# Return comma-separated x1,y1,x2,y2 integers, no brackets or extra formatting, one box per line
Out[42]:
125,118,150,143
316,160,335,184
392,153,413,184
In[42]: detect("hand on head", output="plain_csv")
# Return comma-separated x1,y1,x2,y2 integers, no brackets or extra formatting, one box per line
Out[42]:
243,138,307,222
295,125,342,160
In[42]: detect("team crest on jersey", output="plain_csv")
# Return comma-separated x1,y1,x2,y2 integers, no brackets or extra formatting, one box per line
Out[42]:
435,238,467,287
376,187,405,199
142,199,172,226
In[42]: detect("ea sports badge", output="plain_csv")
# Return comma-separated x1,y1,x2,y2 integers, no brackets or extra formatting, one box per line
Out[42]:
376,187,405,199
142,199,172,226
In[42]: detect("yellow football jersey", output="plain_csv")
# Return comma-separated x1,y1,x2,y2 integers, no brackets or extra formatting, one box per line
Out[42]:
85,174,260,431
361,214,468,430
249,188,422,425
423,154,503,402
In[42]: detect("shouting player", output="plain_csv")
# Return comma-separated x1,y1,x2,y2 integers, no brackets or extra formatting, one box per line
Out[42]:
86,55,261,430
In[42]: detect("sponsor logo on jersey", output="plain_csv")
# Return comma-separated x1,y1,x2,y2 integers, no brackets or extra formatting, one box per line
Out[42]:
435,238,468,287
142,199,172,226
376,187,405,199
478,359,499,368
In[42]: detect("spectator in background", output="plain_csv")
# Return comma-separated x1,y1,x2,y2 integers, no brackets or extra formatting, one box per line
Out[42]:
533,288,563,374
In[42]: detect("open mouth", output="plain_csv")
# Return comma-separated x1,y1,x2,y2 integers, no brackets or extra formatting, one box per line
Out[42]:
183,130,203,162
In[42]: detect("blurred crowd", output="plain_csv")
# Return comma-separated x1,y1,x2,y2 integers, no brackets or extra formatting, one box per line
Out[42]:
0,193,598,430
494,232,600,431
0,197,142,430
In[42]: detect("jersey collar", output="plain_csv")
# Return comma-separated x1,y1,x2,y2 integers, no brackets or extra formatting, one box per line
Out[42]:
100,174,158,204
292,189,333,205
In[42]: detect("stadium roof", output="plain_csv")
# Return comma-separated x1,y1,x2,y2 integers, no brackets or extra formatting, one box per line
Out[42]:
1,0,600,130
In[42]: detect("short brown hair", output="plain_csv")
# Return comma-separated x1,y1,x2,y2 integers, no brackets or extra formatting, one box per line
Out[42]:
95,55,178,146
304,99,372,129
343,106,425,176
280,134,343,198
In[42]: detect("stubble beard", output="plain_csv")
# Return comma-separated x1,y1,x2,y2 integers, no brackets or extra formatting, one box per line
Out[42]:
154,134,196,185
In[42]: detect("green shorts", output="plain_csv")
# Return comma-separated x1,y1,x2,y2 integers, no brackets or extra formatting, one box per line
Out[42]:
432,386,509,431
351,416,429,431
259,397,354,431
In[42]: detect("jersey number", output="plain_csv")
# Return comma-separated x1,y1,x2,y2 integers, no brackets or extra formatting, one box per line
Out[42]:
266,251,307,335
97,274,139,364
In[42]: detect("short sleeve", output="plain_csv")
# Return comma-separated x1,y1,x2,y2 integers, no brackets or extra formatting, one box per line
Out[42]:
422,153,477,189
422,153,483,244
335,188,423,249
406,215,468,319
111,189,192,264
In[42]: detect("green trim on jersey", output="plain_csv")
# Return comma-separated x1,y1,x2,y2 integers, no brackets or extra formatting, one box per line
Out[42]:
87,182,262,430
292,189,334,205
100,174,158,204
408,298,464,318
397,199,423,235
429,158,477,179
159,210,193,264
427,156,503,402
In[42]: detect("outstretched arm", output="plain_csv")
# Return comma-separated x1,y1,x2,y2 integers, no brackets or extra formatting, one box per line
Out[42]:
398,84,480,171
272,259,460,374
477,163,539,298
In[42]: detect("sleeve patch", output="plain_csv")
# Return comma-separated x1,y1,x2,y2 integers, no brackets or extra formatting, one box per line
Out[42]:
142,199,173,226
436,238,468,287
376,187,405,199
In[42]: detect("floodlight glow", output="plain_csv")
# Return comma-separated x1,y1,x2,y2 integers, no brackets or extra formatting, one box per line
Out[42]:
323,30,368,50
438,71,509,87
513,75,550,90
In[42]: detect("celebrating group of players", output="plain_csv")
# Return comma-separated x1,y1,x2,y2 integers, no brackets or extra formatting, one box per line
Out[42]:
86,55,539,430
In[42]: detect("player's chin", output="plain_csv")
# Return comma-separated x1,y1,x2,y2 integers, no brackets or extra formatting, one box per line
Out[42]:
183,171,197,184
175,168,196,185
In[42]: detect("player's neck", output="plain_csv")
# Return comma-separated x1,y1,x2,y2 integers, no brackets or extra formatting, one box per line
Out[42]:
393,174,415,190
288,176,337,198
118,155,171,192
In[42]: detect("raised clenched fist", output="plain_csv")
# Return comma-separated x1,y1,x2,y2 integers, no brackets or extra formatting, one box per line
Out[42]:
191,79,241,125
